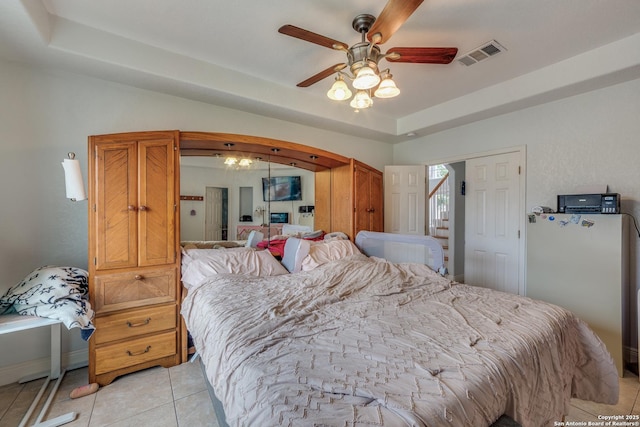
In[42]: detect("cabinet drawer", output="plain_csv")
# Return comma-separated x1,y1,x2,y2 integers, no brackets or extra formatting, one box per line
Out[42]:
94,331,176,375
94,305,176,345
94,268,177,312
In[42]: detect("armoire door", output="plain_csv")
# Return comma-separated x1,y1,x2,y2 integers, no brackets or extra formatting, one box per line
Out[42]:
354,161,384,236
93,141,138,271
137,138,176,267
92,137,176,270
369,170,384,231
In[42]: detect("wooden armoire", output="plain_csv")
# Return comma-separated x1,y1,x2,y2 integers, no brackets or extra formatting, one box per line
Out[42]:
315,158,383,239
87,130,181,386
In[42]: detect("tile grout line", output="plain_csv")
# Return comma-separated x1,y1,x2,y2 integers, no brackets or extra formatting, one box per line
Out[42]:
168,366,181,427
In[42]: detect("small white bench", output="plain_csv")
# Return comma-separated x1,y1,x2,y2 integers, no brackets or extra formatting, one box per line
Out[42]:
0,315,76,427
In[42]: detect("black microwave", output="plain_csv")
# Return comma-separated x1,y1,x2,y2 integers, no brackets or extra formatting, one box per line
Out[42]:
557,193,620,214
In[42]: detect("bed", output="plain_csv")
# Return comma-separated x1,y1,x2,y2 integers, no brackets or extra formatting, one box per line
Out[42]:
180,232,619,427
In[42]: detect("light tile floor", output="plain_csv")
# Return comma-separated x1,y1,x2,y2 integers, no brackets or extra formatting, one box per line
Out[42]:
0,362,638,426
0,361,217,427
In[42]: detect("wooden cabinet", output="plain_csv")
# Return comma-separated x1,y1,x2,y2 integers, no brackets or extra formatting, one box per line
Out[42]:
88,131,181,386
353,161,383,236
316,159,383,239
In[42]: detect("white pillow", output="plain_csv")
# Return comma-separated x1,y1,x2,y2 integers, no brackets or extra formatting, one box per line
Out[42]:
181,249,288,289
301,239,360,271
281,238,311,273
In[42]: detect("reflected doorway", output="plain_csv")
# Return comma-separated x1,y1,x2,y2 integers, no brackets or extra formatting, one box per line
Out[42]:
205,187,228,240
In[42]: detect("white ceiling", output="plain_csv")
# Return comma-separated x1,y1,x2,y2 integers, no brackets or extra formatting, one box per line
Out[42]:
1,0,639,143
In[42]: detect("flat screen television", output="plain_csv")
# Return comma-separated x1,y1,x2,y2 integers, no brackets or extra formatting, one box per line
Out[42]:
262,176,302,202
269,212,289,224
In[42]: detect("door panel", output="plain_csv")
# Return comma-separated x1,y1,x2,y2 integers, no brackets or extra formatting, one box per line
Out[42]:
354,163,370,235
384,165,426,234
205,187,223,241
464,152,520,294
369,171,383,232
94,141,138,270
138,139,176,266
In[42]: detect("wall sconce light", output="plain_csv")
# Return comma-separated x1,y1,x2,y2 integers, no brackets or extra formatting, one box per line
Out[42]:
61,152,86,201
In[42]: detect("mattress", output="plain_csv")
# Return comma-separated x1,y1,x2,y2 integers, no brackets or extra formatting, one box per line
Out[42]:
181,254,618,427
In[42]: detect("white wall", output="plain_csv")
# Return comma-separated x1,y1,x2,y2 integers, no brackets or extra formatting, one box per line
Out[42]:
393,78,640,354
0,58,392,384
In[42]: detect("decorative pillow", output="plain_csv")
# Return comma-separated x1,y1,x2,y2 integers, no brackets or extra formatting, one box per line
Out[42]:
181,249,289,289
0,266,95,340
301,239,361,271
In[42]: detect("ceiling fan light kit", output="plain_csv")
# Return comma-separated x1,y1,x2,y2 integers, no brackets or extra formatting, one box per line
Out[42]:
279,0,458,112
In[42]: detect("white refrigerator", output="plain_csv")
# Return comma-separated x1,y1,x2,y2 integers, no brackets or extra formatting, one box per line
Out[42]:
526,213,629,376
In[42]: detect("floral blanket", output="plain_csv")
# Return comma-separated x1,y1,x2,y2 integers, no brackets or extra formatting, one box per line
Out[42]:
0,266,95,340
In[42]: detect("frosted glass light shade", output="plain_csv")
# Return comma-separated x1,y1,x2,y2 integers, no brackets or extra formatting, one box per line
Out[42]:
353,66,380,90
350,90,373,109
327,78,352,101
374,76,400,98
224,157,237,165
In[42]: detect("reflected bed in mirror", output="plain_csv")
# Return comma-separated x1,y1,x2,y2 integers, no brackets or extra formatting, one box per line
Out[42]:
180,156,316,241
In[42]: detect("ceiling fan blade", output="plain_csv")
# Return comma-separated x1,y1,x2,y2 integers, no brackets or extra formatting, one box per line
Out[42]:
279,25,348,50
385,47,458,64
367,0,424,44
297,64,347,88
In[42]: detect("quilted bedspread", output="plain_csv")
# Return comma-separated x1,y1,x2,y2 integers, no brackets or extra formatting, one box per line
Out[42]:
181,254,618,427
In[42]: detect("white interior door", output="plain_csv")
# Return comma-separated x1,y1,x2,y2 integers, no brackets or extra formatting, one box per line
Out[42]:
384,165,426,234
205,187,223,241
464,152,521,294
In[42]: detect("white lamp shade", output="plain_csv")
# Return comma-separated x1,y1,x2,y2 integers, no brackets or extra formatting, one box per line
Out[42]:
61,158,86,201
353,66,380,90
327,78,352,101
351,90,373,109
374,77,400,98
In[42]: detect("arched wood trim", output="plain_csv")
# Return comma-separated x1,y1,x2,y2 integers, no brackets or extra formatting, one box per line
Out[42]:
180,132,350,172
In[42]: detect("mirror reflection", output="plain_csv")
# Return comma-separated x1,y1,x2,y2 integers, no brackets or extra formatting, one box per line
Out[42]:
180,156,315,242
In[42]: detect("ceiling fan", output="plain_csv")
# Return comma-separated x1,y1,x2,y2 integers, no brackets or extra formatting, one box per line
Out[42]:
278,0,458,109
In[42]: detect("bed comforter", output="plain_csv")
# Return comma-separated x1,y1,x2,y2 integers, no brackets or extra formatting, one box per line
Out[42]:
181,254,618,427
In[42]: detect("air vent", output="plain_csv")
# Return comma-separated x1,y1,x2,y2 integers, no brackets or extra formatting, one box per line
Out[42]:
457,40,506,66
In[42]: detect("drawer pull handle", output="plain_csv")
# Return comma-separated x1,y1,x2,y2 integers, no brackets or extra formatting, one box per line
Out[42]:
126,318,151,328
126,346,151,357
134,275,144,280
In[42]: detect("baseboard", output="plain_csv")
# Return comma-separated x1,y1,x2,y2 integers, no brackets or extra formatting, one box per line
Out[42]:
0,349,88,387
